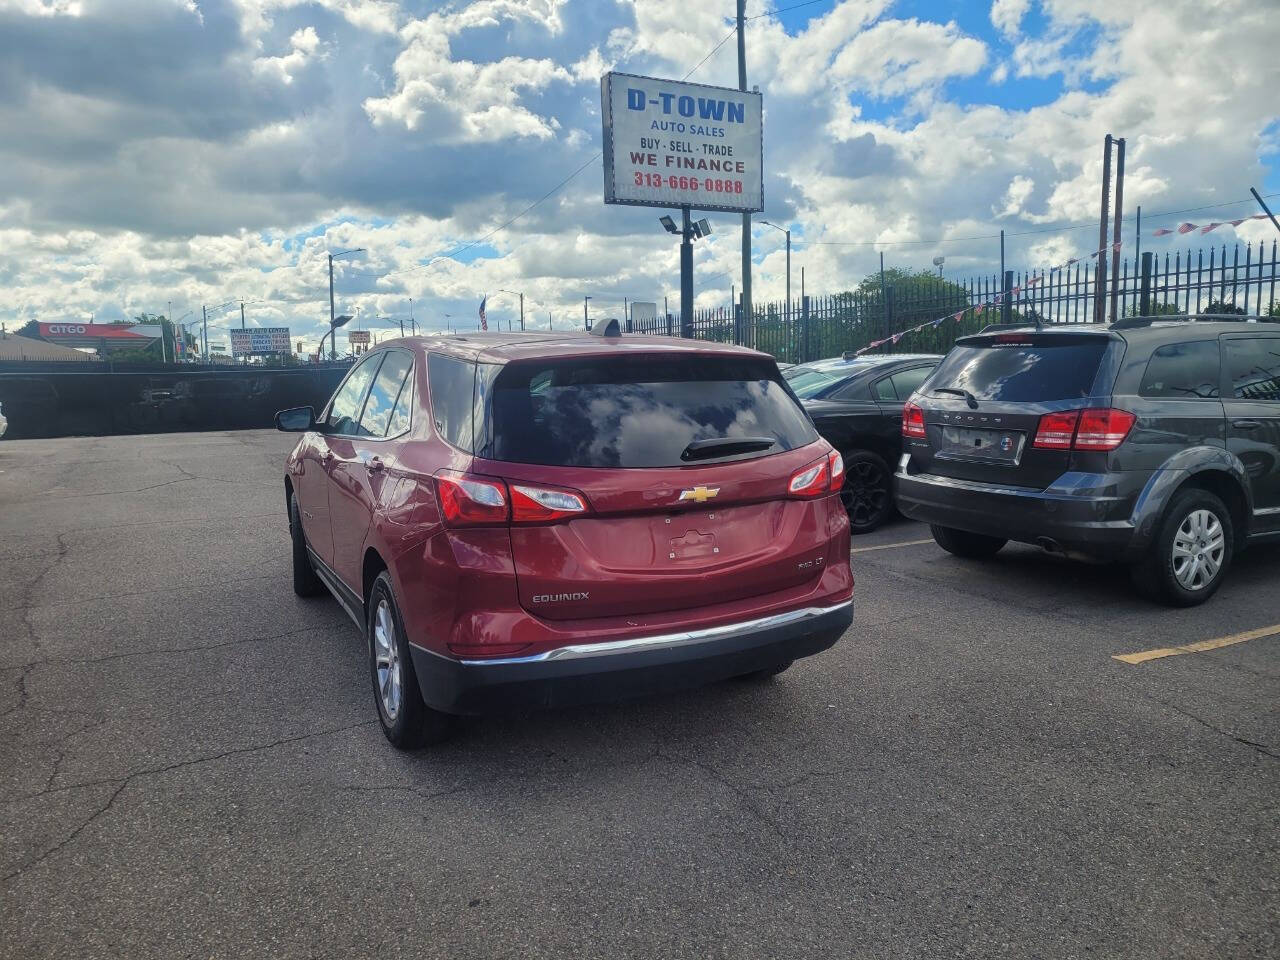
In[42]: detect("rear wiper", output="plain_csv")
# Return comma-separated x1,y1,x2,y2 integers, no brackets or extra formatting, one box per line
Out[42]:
680,436,776,461
933,387,979,409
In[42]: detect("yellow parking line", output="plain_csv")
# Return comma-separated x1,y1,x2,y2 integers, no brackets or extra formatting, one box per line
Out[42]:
851,538,935,555
1113,624,1280,665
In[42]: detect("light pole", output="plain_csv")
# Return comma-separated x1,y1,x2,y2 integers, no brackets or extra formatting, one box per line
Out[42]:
328,247,364,359
583,296,592,331
497,289,525,331
759,220,791,329
408,297,418,335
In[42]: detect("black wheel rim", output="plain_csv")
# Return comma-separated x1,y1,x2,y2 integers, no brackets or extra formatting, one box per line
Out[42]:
840,460,888,529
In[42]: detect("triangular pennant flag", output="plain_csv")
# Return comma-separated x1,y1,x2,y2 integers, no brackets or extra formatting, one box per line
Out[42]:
1201,222,1222,235
1177,222,1197,234
1011,286,1021,297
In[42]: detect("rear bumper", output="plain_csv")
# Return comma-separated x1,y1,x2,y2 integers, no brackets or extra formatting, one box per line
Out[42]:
894,460,1148,558
408,599,853,716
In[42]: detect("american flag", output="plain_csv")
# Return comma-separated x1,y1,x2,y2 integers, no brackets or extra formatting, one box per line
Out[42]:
478,295,488,331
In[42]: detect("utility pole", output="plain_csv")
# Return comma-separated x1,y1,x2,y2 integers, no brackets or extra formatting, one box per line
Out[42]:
736,0,751,344
202,305,208,361
681,207,694,336
519,293,524,331
583,295,591,330
328,253,336,360
240,301,246,328
409,297,416,335
1110,137,1126,323
1095,134,1113,324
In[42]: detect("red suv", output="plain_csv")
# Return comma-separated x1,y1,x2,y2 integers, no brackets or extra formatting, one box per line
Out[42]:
276,326,853,748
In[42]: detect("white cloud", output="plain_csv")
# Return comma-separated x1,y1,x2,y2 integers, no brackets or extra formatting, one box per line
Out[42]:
830,19,988,98
252,26,322,85
990,0,1031,37
0,0,1276,339
363,12,572,140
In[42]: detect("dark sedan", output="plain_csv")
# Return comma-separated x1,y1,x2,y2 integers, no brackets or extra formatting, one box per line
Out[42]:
789,353,942,532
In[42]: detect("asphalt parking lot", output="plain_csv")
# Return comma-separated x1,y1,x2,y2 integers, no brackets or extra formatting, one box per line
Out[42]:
1,430,1276,959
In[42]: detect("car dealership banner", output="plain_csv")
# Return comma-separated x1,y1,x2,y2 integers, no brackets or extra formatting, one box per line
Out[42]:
601,72,763,213
229,327,291,357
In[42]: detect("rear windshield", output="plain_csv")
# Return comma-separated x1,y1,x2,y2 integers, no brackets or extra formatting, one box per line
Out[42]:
479,354,817,468
927,339,1108,402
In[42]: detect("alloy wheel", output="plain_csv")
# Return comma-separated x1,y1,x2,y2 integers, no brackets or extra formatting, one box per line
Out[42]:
840,459,888,529
1171,508,1225,592
372,599,402,721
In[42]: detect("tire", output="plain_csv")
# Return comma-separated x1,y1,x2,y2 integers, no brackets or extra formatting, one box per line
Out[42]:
290,493,324,598
366,571,454,749
735,660,793,682
930,524,1007,559
1130,488,1233,607
840,450,894,534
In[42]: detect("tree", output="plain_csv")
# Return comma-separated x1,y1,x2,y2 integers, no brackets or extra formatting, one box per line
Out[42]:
131,313,196,361
1123,302,1183,318
16,319,40,338
1203,300,1246,316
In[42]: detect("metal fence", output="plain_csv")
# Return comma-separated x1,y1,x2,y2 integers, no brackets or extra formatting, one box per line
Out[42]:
633,239,1280,363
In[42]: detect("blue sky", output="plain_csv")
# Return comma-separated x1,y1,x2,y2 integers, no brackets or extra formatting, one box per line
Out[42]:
0,0,1276,344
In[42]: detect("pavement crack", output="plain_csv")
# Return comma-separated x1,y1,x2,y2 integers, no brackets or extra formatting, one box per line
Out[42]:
1140,693,1278,761
661,751,788,842
1,719,378,883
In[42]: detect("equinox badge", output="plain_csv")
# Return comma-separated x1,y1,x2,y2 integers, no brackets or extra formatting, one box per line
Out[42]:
678,486,720,503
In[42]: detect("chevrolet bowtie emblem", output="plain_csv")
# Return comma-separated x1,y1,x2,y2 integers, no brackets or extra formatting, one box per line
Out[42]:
678,486,720,503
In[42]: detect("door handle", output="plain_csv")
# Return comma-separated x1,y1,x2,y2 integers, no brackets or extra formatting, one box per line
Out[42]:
1232,419,1263,430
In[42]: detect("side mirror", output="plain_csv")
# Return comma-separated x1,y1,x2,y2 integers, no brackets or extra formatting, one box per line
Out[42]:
275,406,315,432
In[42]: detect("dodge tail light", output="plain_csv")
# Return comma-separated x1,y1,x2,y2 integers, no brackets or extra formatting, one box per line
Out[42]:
1033,411,1079,449
1073,408,1136,451
902,402,926,439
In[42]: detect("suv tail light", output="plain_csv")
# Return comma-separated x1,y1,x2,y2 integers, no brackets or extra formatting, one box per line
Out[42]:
1033,411,1079,449
510,483,589,523
1032,408,1135,452
827,450,845,492
902,401,926,439
1074,408,1136,450
435,471,508,526
434,471,591,527
789,458,831,498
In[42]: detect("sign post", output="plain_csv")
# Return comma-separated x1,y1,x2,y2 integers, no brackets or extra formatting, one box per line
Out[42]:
600,71,762,335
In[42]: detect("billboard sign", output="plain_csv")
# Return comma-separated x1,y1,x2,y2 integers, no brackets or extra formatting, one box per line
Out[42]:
39,322,163,348
348,330,370,346
601,72,762,213
229,327,291,357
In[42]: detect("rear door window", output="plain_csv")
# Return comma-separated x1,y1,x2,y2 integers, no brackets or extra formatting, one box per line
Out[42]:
357,351,413,437
928,339,1108,402
1139,341,1220,399
1224,338,1280,401
427,353,476,451
480,354,817,468
888,365,935,401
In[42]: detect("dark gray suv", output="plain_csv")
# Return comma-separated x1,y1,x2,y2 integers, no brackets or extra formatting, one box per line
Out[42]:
895,317,1280,606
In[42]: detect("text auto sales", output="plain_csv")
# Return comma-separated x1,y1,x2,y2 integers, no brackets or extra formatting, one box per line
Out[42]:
626,87,749,173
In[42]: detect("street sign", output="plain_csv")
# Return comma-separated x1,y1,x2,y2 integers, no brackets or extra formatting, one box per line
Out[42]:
600,72,763,213
229,327,291,357
348,330,371,346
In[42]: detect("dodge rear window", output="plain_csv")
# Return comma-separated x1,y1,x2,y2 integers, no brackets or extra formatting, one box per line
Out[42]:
479,355,817,468
927,340,1108,402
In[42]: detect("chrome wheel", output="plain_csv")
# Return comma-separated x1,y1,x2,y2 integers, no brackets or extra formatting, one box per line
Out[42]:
1171,508,1225,592
372,599,402,721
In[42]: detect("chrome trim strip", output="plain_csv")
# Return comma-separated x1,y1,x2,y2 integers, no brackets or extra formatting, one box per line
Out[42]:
306,547,364,629
1254,506,1280,516
433,600,854,667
